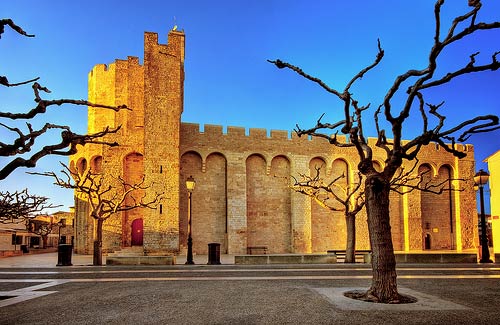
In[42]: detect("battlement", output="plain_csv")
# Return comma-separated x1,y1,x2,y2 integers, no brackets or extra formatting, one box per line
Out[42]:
145,30,185,63
144,30,185,46
90,63,110,74
180,122,474,154
89,56,143,77
180,122,351,143
88,29,184,79
183,123,284,139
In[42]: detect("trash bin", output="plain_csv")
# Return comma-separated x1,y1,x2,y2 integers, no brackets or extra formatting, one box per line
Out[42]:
21,245,29,253
207,243,221,265
57,244,73,266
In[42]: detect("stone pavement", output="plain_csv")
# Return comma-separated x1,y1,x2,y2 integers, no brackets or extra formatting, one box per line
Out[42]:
1,253,500,324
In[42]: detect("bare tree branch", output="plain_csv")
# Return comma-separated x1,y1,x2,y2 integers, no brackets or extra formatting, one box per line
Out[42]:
0,189,59,224
0,20,130,180
390,159,465,195
291,166,365,216
271,1,499,178
0,125,121,180
419,52,500,91
0,76,40,87
0,82,130,120
267,59,345,99
29,162,163,221
0,18,34,38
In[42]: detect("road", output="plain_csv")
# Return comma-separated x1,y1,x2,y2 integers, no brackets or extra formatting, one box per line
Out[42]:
1,258,499,324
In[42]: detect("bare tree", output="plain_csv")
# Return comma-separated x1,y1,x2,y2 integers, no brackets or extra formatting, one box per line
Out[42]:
0,189,59,223
26,219,54,248
292,160,461,264
292,167,364,263
30,163,163,266
0,188,60,249
0,19,129,180
269,1,499,303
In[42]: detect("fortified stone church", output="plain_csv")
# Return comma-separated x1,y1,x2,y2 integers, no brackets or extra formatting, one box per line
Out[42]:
70,29,479,256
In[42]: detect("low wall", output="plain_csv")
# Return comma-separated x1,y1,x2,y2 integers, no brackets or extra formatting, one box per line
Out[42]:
235,254,336,265
0,250,23,258
235,253,478,265
394,252,477,263
106,255,176,265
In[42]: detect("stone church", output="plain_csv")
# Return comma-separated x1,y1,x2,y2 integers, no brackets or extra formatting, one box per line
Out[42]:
70,29,478,256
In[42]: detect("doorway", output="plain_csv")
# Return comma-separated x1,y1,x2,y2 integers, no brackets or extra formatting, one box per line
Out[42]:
424,233,431,250
131,218,143,246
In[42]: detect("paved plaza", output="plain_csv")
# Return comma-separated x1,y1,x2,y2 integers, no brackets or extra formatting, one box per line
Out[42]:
0,253,499,324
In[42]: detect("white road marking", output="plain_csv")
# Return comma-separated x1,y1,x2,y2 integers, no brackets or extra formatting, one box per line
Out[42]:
0,280,69,308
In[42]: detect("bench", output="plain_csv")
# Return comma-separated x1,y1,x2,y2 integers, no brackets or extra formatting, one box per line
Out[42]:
327,249,372,254
327,250,372,263
247,246,268,255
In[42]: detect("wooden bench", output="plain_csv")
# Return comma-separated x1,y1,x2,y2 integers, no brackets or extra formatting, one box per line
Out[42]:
247,246,268,255
327,249,372,254
327,250,372,263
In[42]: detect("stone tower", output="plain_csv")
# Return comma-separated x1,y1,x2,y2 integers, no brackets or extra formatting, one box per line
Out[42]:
143,30,185,255
70,29,185,255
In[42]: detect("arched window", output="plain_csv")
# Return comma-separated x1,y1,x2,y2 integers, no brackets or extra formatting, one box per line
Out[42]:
91,156,103,174
77,158,87,175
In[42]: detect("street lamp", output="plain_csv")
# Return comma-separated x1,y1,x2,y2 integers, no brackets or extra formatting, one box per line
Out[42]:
474,169,493,263
57,219,66,245
185,176,196,265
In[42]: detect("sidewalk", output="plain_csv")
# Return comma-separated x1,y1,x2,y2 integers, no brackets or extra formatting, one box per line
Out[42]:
0,252,94,268
0,252,235,267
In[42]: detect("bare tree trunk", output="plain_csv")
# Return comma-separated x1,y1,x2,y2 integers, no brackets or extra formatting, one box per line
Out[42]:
93,218,103,266
42,235,48,249
345,214,356,263
364,174,399,303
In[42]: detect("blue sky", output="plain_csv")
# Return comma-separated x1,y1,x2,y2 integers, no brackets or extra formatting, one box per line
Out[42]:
1,0,499,212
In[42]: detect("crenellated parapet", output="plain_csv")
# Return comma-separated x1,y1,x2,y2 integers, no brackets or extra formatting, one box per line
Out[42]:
180,122,473,178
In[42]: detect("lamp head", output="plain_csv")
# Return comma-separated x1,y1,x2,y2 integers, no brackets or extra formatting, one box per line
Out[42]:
186,176,196,192
474,169,490,188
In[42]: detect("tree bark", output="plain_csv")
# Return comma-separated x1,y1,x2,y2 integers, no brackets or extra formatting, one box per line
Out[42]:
345,214,356,263
364,174,400,303
93,218,103,266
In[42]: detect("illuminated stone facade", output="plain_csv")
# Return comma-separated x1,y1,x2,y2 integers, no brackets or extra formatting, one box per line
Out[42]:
70,29,479,256
486,150,500,256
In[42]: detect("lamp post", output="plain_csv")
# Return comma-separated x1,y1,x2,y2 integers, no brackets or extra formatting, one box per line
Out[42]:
56,218,71,267
474,169,493,263
57,219,66,245
185,176,196,265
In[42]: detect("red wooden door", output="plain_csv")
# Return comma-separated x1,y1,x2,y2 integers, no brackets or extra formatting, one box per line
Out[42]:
131,218,143,246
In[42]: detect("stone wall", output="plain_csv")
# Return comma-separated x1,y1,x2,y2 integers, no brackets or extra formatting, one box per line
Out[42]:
70,28,479,256
179,123,478,254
